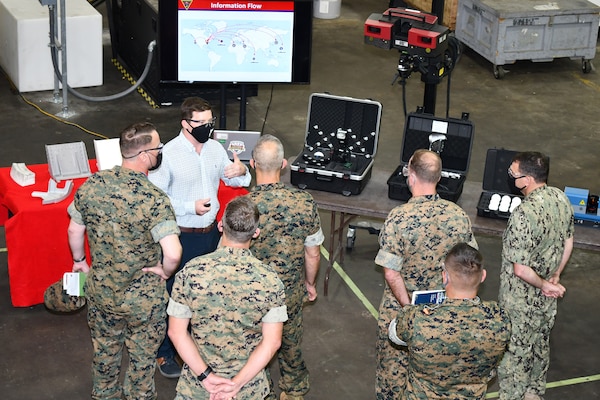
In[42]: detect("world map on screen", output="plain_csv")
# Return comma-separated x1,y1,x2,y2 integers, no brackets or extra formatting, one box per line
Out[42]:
178,18,294,82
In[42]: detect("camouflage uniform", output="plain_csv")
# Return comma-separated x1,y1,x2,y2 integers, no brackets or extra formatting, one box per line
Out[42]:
247,182,324,398
396,298,510,399
374,194,477,400
67,166,179,400
498,185,574,400
167,246,287,400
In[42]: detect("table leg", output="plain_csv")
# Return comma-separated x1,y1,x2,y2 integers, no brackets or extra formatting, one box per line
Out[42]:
323,211,356,296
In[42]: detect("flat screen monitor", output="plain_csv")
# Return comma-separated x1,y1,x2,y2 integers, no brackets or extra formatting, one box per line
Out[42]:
159,0,312,84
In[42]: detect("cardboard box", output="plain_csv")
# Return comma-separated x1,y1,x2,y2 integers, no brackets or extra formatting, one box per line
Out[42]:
404,0,458,30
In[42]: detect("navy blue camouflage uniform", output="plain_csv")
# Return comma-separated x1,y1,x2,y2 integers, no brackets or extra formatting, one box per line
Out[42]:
498,185,574,400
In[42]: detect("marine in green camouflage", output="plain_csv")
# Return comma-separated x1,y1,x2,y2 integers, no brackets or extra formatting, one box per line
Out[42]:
68,166,179,400
247,182,324,398
374,194,477,400
396,298,510,399
498,185,574,400
168,246,287,400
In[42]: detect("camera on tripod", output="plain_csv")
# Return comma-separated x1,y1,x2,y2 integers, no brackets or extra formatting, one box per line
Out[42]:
364,7,456,85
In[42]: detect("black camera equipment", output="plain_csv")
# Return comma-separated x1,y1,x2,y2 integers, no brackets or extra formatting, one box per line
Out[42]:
364,7,461,116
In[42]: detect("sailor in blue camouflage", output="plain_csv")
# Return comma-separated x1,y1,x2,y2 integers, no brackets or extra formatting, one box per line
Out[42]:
374,149,477,400
247,135,324,400
168,196,288,400
391,243,510,399
67,122,182,400
498,152,574,400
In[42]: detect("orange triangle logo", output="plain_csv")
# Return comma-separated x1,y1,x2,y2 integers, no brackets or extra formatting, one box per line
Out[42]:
182,0,193,10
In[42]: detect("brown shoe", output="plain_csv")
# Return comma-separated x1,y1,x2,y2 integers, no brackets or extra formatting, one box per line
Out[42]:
156,356,181,379
280,393,304,400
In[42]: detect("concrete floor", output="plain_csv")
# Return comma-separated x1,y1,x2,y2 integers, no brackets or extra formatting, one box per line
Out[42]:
1,0,600,399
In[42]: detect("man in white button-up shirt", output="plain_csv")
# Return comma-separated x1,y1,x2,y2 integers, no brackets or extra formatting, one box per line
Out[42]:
149,96,251,378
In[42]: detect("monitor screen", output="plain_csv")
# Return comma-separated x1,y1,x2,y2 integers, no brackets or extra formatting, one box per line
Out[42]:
159,0,312,84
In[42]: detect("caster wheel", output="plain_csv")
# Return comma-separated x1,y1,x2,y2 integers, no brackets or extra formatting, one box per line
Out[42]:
346,236,355,251
582,60,592,74
346,228,356,251
493,65,505,79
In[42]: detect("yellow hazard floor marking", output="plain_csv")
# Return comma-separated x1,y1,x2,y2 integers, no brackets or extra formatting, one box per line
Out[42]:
320,245,379,319
573,72,600,92
486,374,600,398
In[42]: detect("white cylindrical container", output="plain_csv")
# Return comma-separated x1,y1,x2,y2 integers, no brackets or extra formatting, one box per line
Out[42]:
313,0,341,19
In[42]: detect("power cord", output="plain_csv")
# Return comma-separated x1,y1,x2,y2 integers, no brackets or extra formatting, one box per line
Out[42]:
19,94,109,140
261,84,275,134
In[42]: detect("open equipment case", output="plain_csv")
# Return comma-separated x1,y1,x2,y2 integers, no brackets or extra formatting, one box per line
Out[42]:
290,93,382,196
387,112,474,202
477,148,524,219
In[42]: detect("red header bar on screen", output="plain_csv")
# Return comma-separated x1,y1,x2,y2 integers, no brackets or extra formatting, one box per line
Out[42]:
179,1,294,11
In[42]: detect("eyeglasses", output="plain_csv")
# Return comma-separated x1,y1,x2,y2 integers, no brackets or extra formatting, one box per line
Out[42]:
143,144,164,155
507,167,526,179
187,117,217,126
122,143,164,159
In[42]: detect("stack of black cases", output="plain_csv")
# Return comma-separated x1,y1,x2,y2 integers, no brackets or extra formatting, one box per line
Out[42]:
476,148,524,219
387,112,474,202
290,93,382,196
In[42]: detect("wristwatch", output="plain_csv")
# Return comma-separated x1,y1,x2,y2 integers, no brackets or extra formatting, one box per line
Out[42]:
197,366,213,381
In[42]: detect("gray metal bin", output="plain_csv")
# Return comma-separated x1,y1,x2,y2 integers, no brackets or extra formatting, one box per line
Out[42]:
455,0,600,78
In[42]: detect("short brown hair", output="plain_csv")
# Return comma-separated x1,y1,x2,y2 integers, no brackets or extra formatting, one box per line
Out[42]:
513,151,549,183
222,196,259,243
180,97,212,121
120,122,156,158
444,242,483,288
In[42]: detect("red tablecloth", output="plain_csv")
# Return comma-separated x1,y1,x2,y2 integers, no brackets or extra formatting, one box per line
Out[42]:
0,162,247,307
0,162,97,307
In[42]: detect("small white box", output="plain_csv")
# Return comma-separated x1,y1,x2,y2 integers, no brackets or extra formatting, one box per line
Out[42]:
0,0,103,92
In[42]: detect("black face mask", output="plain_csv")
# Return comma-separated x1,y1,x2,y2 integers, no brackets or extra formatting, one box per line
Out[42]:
508,176,527,193
189,123,214,143
148,152,163,171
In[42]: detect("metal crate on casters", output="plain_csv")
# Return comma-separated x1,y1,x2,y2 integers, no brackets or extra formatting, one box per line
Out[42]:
290,93,382,196
387,111,474,203
454,0,600,79
476,148,524,219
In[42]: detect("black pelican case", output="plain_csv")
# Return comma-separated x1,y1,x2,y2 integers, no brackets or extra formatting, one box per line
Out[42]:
387,112,474,202
290,93,382,196
476,148,524,219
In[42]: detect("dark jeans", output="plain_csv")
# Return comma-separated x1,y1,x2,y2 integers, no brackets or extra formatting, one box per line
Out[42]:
157,225,221,359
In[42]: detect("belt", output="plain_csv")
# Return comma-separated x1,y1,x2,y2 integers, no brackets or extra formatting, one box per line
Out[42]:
179,221,216,234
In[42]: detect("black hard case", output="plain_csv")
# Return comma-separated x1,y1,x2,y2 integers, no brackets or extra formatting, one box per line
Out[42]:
476,148,523,219
290,93,382,196
387,112,474,202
